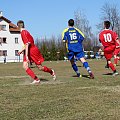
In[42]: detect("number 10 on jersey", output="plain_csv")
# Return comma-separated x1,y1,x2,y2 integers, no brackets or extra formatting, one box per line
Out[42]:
103,33,112,42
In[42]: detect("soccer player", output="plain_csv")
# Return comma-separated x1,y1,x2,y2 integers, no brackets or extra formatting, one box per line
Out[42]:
105,39,120,68
17,20,56,84
114,39,120,66
62,19,94,79
99,21,119,76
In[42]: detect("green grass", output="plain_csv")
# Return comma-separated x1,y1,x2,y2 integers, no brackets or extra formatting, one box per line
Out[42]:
0,59,120,120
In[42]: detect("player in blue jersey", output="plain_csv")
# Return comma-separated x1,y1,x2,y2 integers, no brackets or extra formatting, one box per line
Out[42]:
62,19,94,79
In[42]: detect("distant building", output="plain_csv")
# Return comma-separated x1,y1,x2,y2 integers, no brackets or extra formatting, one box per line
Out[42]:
0,11,23,63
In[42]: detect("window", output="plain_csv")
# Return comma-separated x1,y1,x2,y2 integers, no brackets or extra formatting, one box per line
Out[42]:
15,50,19,56
3,38,7,43
0,50,2,56
0,25,6,31
0,50,8,56
0,37,2,44
0,50,7,56
2,25,6,31
15,38,19,44
3,50,7,56
0,37,7,44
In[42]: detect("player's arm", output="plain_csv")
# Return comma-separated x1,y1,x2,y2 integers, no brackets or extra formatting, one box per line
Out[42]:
62,29,68,50
116,38,120,48
99,34,104,51
62,29,67,44
99,41,104,51
62,28,68,43
25,43,30,62
18,45,26,55
114,32,120,48
18,31,30,57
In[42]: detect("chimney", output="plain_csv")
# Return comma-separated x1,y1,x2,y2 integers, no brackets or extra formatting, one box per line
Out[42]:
0,11,3,16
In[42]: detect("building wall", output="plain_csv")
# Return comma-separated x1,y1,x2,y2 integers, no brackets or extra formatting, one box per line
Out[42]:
0,19,23,63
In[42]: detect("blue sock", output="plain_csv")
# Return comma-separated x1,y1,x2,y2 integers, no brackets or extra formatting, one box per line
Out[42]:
83,62,91,73
72,64,80,76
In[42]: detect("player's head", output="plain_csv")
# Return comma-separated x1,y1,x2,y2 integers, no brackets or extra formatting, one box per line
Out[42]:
17,20,25,28
104,21,111,29
68,19,74,27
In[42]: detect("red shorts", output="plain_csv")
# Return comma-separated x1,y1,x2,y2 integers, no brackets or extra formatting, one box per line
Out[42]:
104,45,115,60
23,46,44,65
114,48,120,56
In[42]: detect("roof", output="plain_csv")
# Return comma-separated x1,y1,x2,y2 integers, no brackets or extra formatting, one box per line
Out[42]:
0,16,11,23
0,16,20,32
9,23,20,32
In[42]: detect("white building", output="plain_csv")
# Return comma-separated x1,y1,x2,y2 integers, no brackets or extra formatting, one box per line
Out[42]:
0,11,23,63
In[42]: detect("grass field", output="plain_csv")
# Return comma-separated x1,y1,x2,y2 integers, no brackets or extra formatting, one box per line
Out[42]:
0,59,120,120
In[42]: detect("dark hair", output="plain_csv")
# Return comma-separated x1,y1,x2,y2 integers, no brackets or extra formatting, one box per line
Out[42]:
68,19,74,27
104,21,111,29
17,20,25,28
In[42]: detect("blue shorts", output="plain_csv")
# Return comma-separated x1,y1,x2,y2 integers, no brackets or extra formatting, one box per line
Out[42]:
68,51,85,60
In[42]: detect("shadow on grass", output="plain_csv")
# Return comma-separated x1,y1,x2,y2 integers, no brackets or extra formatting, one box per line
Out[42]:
103,73,113,76
39,78,49,82
29,66,37,68
116,64,120,66
77,65,83,67
72,74,90,79
82,75,90,78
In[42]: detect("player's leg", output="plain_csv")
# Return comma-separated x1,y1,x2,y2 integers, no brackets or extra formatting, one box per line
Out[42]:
118,48,120,61
114,49,119,66
68,51,81,77
104,51,119,76
36,64,56,80
76,52,94,79
105,60,109,68
117,56,120,61
107,60,119,76
23,61,40,84
80,57,94,79
70,58,81,77
30,46,56,80
114,55,118,66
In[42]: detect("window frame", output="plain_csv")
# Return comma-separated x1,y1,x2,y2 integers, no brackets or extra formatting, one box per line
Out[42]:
0,25,7,31
15,50,19,56
15,37,19,44
3,50,7,56
2,37,7,44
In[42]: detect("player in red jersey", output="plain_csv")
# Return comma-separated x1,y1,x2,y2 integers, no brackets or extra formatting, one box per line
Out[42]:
17,20,56,84
114,39,120,66
105,39,120,68
99,21,119,76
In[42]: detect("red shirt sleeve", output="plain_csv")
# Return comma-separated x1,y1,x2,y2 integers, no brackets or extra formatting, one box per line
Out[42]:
21,30,35,46
113,32,118,41
21,30,30,45
99,32,102,42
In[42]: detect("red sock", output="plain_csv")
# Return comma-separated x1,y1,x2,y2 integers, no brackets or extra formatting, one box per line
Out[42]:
108,63,116,72
42,66,52,73
114,58,118,64
26,68,39,81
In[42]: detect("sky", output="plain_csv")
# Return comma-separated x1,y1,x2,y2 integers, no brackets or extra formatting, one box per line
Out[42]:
0,0,120,39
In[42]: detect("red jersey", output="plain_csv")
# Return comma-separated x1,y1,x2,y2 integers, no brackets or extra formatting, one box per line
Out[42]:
115,39,120,48
99,29,118,47
21,29,35,47
20,29,44,65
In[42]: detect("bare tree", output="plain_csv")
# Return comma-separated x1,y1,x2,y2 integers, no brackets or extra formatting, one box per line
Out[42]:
97,3,120,36
74,10,92,38
74,10,95,50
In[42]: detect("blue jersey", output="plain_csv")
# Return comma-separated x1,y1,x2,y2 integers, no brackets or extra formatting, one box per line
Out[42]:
62,27,85,52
